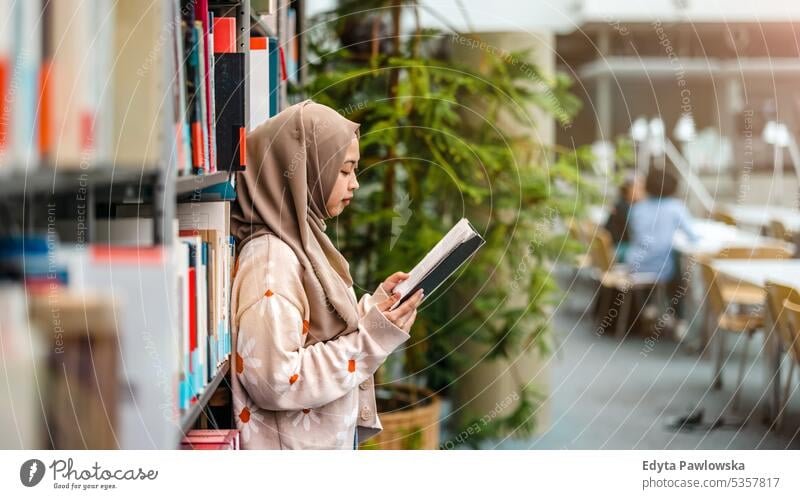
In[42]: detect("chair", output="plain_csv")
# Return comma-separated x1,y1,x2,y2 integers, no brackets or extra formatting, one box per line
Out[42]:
769,219,792,243
588,226,660,337
712,211,737,226
568,219,593,269
699,260,763,411
769,285,800,428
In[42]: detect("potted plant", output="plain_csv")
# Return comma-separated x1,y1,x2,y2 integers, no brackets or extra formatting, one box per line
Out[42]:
300,0,604,448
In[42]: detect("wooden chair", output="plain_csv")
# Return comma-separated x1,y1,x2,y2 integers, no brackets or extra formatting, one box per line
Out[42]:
699,260,763,411
568,219,593,269
712,211,737,226
769,219,792,243
588,226,660,337
771,286,800,428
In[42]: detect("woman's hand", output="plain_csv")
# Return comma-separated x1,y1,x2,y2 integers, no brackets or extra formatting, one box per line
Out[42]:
377,288,423,333
379,271,410,295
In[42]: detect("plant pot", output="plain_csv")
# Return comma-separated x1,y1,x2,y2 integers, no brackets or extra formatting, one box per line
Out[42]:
359,384,441,450
453,337,551,441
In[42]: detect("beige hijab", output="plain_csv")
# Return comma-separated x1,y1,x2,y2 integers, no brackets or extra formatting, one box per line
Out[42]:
231,100,361,341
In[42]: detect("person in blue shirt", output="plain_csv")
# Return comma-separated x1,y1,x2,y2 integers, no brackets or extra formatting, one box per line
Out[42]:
624,167,698,283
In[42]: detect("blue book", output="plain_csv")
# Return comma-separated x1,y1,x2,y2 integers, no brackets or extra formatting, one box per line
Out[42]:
268,37,279,117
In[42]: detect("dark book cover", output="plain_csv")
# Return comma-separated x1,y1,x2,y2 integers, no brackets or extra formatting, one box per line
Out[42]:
213,52,246,173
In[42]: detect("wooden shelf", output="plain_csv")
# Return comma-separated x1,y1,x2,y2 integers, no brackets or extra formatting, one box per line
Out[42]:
180,356,231,434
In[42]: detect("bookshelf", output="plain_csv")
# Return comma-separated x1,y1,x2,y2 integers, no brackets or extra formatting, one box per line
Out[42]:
180,357,231,434
0,0,305,450
175,171,233,196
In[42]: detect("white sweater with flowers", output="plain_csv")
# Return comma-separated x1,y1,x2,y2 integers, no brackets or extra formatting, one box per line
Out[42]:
230,234,410,449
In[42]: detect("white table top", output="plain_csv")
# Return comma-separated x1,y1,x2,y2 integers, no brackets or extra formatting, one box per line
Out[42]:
673,219,790,255
712,259,800,288
724,204,800,231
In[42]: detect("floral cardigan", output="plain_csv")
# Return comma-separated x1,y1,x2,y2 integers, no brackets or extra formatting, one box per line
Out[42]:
230,234,410,449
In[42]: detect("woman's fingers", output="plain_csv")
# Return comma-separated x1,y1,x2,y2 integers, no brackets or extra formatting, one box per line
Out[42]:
385,289,424,323
400,309,417,332
377,292,399,312
381,271,409,293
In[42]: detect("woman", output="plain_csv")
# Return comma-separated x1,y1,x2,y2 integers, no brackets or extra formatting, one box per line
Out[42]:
604,172,644,262
624,166,697,282
229,100,422,449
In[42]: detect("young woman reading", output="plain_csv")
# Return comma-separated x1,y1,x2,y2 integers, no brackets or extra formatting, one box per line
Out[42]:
229,100,422,449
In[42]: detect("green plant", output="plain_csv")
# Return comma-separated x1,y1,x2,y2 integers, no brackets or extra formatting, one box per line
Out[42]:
300,0,610,444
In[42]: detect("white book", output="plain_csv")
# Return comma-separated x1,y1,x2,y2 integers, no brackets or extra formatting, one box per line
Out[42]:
390,218,485,311
249,42,270,130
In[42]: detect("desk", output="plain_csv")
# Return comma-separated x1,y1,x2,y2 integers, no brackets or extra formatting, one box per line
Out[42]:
724,204,800,233
712,259,800,288
673,219,791,256
712,259,800,423
674,221,792,354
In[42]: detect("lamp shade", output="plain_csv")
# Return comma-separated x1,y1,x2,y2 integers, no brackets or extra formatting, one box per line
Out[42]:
630,116,649,142
648,117,665,138
674,114,696,142
763,120,778,145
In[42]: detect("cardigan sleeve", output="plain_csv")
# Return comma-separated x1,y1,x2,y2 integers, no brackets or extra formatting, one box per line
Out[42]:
233,239,409,412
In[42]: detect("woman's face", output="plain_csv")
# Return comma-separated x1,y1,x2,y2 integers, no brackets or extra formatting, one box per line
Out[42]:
325,137,360,217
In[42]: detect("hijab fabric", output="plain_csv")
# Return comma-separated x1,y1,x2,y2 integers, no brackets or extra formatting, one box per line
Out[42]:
231,100,361,341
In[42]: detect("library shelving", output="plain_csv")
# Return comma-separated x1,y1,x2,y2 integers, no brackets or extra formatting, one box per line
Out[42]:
0,0,305,450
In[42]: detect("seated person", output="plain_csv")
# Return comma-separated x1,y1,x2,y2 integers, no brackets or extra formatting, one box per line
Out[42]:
624,167,698,283
604,172,644,261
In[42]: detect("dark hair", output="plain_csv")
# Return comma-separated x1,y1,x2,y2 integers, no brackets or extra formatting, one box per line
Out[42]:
645,167,678,198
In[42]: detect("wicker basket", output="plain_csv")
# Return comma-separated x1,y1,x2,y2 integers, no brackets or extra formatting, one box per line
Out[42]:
359,384,441,450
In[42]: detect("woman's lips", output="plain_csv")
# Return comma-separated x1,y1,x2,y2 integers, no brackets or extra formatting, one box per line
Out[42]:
343,198,352,204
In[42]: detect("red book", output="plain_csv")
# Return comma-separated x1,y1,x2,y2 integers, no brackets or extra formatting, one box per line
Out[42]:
0,58,8,151
181,429,240,450
278,45,287,82
213,17,236,54
187,265,197,399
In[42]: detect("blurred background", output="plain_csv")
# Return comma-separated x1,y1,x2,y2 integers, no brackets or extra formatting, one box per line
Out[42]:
3,0,800,451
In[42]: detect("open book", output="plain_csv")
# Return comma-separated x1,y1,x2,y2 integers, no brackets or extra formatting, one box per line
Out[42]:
389,218,486,311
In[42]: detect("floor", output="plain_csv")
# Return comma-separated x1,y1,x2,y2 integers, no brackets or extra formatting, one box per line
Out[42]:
477,268,800,450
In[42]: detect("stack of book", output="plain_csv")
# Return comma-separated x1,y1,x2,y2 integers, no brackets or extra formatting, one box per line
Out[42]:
175,201,234,412
180,429,240,450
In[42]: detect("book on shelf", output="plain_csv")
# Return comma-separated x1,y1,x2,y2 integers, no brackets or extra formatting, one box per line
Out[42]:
112,0,170,169
390,218,486,311
0,0,255,175
106,202,234,415
268,36,280,117
0,284,45,449
213,16,247,173
249,37,271,130
0,0,42,169
180,429,240,450
195,0,217,174
28,291,120,449
286,7,298,84
175,201,233,412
